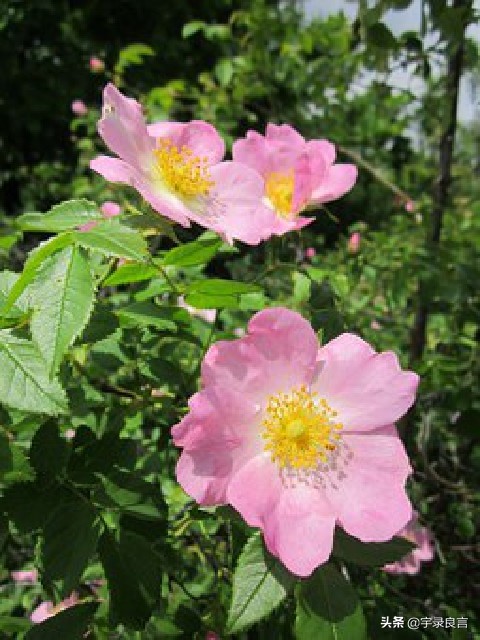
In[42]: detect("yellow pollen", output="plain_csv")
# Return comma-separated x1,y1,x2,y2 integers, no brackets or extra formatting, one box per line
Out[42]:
262,385,343,471
154,139,213,198
264,171,295,217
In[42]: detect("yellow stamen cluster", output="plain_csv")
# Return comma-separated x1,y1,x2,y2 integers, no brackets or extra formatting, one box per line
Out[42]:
264,171,295,217
154,139,213,198
262,385,343,470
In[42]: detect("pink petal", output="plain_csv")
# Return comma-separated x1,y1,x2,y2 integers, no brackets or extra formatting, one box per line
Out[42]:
314,334,419,430
31,602,53,624
90,155,137,184
265,123,305,149
227,454,336,576
306,139,336,167
291,154,313,213
148,120,225,165
201,308,319,403
311,164,357,203
206,161,271,245
326,428,412,542
232,130,270,176
98,84,154,171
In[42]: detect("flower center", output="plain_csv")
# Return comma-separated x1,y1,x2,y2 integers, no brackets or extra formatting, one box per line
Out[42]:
262,385,343,471
154,139,213,198
264,171,295,217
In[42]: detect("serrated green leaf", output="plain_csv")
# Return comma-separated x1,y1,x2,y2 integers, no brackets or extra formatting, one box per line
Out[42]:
93,470,166,521
227,533,295,634
116,302,190,331
25,602,97,640
103,263,158,286
332,528,415,566
98,529,163,629
0,331,68,415
30,245,95,376
74,219,149,262
295,563,367,640
42,499,101,597
187,279,261,296
162,237,222,267
17,199,103,232
30,422,70,480
1,233,73,316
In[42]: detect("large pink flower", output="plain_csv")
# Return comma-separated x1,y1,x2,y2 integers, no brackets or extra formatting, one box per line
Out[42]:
172,308,418,577
90,84,266,244
232,124,357,237
383,512,434,575
30,593,79,623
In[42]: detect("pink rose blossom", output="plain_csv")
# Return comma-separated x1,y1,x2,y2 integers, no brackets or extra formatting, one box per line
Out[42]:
30,593,79,624
232,124,357,238
79,200,121,232
101,201,121,218
172,308,418,577
304,247,316,260
90,84,265,244
71,100,88,117
89,56,105,72
11,569,38,584
383,512,434,575
348,231,361,253
405,200,415,213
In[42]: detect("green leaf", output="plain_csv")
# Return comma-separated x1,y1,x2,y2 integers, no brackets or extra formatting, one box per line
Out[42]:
182,20,205,38
215,58,234,86
30,246,95,376
93,470,166,521
332,529,415,566
17,199,103,232
116,302,190,331
74,219,149,262
187,279,261,296
0,331,68,415
0,233,73,316
0,617,32,635
98,529,163,629
30,422,70,481
103,263,158,286
184,293,238,309
42,499,101,597
115,43,155,75
3,482,70,533
162,237,222,267
366,23,397,49
227,533,295,634
0,431,34,485
25,602,97,640
295,563,367,640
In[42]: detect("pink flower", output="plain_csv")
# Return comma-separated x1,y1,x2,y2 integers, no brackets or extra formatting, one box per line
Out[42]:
232,124,357,238
405,200,415,213
90,84,265,244
89,56,105,73
370,320,381,331
79,200,121,232
30,593,79,624
71,100,88,117
172,308,418,577
11,569,38,584
206,633,220,640
304,247,316,260
101,201,121,218
383,512,434,575
348,231,361,253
